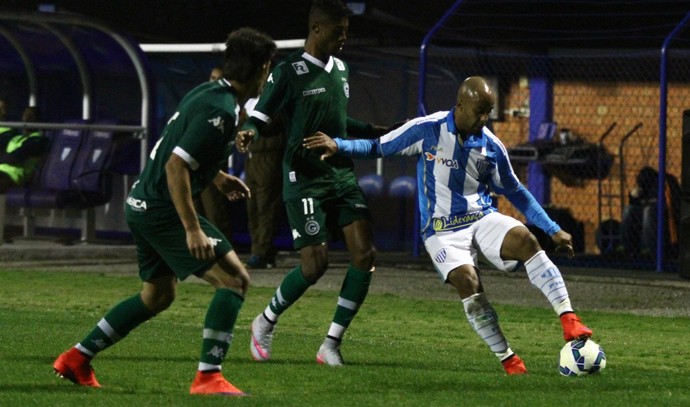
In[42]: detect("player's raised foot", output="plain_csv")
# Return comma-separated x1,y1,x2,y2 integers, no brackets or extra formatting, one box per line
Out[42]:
190,371,247,396
316,337,344,366
560,312,593,341
250,313,275,361
53,347,101,387
501,354,527,375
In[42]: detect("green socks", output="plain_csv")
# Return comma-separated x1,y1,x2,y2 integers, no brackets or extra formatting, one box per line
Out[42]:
264,266,313,321
76,294,155,357
327,264,372,340
198,288,244,371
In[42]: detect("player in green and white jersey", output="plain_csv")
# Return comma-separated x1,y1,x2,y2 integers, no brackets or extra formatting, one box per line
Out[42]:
238,0,388,366
53,28,276,396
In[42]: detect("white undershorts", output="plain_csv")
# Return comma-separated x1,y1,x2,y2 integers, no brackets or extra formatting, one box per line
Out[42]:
424,212,524,282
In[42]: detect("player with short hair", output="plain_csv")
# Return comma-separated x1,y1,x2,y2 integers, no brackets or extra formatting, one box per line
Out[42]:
52,27,277,395
237,0,388,366
303,76,593,375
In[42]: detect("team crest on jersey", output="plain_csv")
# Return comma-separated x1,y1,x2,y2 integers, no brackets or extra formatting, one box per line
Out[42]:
335,59,345,71
475,158,493,179
343,82,349,98
208,116,225,133
424,152,459,169
292,61,309,75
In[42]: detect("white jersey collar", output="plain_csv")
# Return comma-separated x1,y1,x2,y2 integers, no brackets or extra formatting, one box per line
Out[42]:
302,51,333,72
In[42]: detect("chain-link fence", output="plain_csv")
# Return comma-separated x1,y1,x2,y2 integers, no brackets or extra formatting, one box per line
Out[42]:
420,46,690,271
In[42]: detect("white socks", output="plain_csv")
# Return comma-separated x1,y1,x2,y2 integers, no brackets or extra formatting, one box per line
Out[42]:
462,292,509,357
525,250,573,315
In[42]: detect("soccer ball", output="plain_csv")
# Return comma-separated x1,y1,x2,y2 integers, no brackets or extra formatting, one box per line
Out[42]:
558,339,606,376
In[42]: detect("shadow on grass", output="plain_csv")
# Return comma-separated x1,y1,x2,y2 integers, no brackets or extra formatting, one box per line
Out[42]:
3,354,196,363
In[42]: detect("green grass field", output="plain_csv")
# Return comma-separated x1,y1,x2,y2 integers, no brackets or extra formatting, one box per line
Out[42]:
1,269,689,406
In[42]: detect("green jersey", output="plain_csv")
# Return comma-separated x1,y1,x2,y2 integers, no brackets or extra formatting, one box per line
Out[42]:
128,79,239,211
245,49,366,200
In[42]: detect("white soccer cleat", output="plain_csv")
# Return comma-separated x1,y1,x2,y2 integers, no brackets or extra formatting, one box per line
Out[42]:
250,314,275,362
316,338,344,366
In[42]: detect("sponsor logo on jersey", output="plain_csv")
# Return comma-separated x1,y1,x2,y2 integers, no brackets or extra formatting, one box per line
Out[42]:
434,248,447,263
305,220,320,236
432,211,486,232
292,61,309,75
424,152,459,169
335,59,345,71
343,82,349,98
303,87,326,96
354,203,368,209
289,171,297,182
208,116,225,133
126,196,147,211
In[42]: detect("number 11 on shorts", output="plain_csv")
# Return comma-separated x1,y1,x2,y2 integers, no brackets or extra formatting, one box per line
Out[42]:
302,197,314,215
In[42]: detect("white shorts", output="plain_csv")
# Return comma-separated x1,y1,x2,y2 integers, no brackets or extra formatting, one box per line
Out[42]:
424,212,524,282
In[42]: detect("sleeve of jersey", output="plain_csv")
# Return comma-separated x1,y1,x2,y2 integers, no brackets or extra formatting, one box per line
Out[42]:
244,66,288,138
175,113,225,170
504,184,561,236
335,119,425,159
489,139,560,235
334,138,378,158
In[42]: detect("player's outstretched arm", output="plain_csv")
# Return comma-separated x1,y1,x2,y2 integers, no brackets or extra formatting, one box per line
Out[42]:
214,170,251,201
303,131,338,160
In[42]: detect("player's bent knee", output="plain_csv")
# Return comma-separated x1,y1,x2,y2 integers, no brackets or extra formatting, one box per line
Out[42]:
447,266,480,297
141,291,175,314
203,264,250,295
504,226,542,257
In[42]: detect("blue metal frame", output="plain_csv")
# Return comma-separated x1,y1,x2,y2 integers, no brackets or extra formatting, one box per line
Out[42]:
657,11,690,272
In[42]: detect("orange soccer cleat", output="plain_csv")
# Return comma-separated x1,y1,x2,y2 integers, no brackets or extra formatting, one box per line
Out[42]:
53,347,101,387
190,371,248,396
502,354,528,375
560,312,593,341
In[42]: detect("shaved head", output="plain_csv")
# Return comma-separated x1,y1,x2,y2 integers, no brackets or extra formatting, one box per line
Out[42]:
457,76,495,106
454,76,496,136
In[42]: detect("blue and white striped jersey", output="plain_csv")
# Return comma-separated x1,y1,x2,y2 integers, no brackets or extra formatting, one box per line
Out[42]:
335,109,559,240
